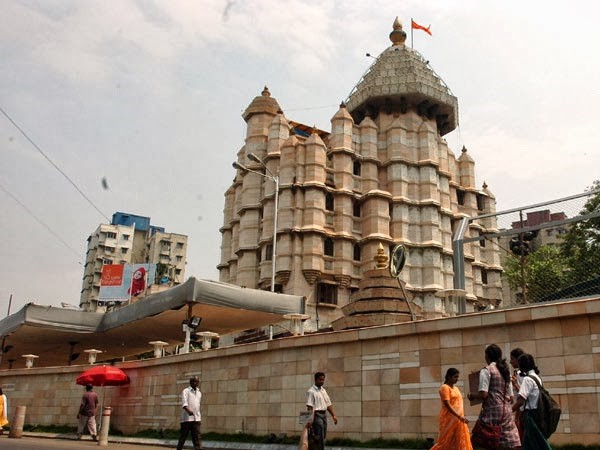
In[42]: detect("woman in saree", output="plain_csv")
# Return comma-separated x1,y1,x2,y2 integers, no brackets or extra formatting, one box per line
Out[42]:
0,387,8,434
431,368,472,450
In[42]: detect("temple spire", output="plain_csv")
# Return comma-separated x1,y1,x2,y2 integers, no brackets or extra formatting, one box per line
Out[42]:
389,17,407,46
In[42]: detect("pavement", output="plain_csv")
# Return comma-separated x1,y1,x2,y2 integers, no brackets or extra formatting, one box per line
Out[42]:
19,432,422,450
20,432,313,450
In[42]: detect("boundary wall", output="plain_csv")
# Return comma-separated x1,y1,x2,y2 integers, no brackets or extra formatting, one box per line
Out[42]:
1,297,599,446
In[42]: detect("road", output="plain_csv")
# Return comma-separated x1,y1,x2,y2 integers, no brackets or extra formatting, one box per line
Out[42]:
0,435,169,449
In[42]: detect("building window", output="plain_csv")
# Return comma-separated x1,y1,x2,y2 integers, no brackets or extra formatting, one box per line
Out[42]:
175,269,182,275
121,247,128,254
353,244,361,261
102,259,112,265
324,238,334,257
456,189,466,206
316,283,338,305
479,232,486,247
176,242,184,249
122,234,130,241
176,255,183,261
476,193,486,211
481,268,488,285
106,232,116,239
325,193,334,211
353,199,361,217
265,244,273,261
353,160,361,176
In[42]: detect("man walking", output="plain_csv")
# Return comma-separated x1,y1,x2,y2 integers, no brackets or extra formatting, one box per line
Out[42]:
76,384,99,441
306,372,338,450
177,376,202,450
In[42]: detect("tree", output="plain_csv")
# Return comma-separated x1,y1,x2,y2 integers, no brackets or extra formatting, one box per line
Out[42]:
560,179,600,286
503,245,569,303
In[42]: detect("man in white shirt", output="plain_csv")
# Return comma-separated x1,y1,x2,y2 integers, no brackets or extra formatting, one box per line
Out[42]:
306,372,338,450
177,376,202,450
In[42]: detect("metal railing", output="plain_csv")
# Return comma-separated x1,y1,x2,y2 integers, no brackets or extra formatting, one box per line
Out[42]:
453,188,600,305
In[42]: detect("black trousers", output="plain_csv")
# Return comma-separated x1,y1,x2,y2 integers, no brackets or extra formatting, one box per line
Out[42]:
177,421,202,450
311,411,327,450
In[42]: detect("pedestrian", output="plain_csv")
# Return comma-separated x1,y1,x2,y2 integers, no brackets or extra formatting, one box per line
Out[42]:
76,383,99,441
0,387,8,434
509,347,526,442
306,371,338,450
177,376,202,450
512,354,552,450
468,344,520,449
430,368,472,450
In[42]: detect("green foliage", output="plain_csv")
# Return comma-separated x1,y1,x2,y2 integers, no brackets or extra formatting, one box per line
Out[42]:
560,180,600,286
23,424,77,433
504,245,569,302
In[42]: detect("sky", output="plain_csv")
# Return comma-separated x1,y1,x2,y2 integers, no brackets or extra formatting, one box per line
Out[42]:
1,0,599,313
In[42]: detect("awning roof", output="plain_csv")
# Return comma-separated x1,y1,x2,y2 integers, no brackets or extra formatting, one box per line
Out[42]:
0,278,305,369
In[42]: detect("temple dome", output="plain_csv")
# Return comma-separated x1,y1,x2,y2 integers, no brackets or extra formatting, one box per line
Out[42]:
346,18,458,136
242,86,281,122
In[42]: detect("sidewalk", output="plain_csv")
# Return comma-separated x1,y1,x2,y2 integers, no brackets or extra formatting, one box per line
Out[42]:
23,431,421,450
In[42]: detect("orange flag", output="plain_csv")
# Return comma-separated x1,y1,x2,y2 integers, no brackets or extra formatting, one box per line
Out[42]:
411,19,432,36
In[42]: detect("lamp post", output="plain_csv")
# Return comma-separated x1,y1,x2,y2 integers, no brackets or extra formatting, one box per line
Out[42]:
232,153,280,292
84,348,103,364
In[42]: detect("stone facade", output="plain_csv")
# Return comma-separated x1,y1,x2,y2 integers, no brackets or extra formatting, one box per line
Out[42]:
2,297,599,446
219,19,502,330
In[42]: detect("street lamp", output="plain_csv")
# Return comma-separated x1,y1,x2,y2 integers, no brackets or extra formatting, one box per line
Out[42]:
232,153,279,292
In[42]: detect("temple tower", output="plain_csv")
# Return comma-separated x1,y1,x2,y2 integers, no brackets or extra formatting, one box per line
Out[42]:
220,18,501,330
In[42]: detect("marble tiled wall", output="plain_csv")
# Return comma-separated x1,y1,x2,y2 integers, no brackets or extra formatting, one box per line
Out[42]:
1,297,598,445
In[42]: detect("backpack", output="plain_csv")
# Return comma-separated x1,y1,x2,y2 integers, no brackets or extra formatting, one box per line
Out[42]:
527,375,561,438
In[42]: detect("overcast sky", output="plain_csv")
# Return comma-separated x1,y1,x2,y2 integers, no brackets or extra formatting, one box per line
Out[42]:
1,0,599,313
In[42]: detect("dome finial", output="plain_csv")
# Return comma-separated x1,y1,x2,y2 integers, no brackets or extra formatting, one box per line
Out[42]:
262,86,271,97
389,16,407,46
374,243,389,269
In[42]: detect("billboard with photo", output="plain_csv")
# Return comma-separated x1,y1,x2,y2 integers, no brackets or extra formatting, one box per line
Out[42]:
98,263,156,302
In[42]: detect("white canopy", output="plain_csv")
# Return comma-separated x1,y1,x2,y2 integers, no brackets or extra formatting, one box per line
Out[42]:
0,278,305,369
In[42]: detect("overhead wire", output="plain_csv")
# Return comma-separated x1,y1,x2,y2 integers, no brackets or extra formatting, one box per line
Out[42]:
0,181,83,262
0,105,110,222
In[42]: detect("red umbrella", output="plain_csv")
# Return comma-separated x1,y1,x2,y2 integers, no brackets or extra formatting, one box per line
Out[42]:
76,365,130,387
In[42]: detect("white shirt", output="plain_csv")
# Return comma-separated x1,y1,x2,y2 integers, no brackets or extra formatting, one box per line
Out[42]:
180,386,202,422
306,385,332,411
518,371,542,410
478,363,515,397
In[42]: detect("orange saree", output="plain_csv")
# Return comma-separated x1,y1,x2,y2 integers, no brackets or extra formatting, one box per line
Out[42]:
430,384,472,450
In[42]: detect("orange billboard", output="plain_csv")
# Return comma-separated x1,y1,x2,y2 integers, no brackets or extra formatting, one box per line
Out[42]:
100,264,125,287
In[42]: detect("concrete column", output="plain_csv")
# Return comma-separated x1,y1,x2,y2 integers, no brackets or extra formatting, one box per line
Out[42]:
98,406,111,446
8,405,26,438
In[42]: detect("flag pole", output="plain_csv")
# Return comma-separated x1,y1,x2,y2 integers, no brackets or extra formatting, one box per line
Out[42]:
410,18,413,48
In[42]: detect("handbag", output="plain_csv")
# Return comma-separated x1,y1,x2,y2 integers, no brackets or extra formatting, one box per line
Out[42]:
471,374,507,449
471,419,501,449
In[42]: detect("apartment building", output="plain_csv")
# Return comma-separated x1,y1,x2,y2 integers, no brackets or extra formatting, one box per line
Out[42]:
80,212,187,311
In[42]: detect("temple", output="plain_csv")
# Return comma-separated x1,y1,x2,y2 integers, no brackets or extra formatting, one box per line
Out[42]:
219,18,501,331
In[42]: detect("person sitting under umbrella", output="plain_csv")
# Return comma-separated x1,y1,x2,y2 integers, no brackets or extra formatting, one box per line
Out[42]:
77,384,99,441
